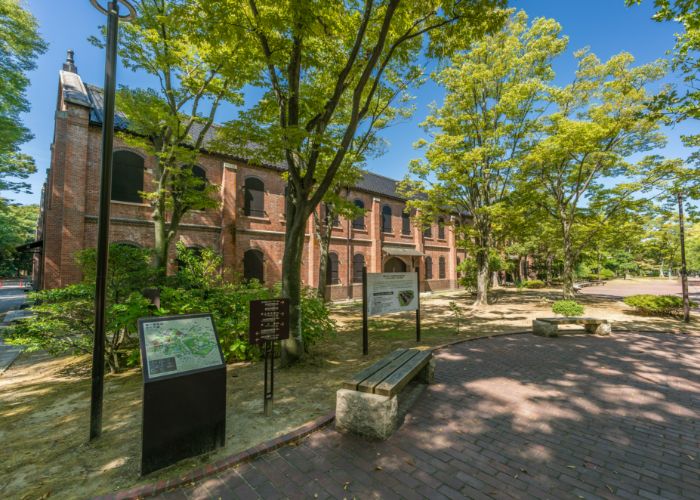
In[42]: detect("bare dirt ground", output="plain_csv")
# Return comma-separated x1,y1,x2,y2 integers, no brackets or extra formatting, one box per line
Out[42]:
1,282,697,499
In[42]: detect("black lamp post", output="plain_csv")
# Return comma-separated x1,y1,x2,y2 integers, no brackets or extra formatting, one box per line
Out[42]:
89,0,137,441
678,191,690,323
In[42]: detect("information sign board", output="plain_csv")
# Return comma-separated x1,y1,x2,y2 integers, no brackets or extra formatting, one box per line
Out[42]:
137,313,226,475
366,272,419,317
139,313,224,382
249,299,290,345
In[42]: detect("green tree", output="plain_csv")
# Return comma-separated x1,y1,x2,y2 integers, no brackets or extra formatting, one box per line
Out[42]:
522,50,666,297
7,244,154,373
0,203,38,276
95,0,255,275
206,0,507,362
402,11,566,305
0,0,47,203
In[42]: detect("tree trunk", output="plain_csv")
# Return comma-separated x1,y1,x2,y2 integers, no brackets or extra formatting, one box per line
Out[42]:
313,210,332,302
545,253,554,285
561,222,575,298
473,224,490,306
491,271,499,288
280,202,309,366
153,215,169,276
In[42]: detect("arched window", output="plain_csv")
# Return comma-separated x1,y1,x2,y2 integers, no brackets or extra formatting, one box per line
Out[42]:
382,205,392,233
425,257,433,279
191,165,207,192
111,151,144,203
243,249,264,283
326,252,339,285
352,254,365,283
438,218,445,240
439,256,446,279
423,224,432,238
244,177,265,217
402,211,411,235
352,199,365,229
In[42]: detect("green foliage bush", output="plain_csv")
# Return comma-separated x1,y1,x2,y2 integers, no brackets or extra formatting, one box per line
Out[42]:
522,279,545,289
7,244,337,372
623,294,696,317
599,268,616,280
552,300,585,317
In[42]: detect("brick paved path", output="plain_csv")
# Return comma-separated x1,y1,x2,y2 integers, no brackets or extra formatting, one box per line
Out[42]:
167,333,700,499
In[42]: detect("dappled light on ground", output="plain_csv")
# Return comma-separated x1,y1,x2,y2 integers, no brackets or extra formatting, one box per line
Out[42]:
2,286,700,497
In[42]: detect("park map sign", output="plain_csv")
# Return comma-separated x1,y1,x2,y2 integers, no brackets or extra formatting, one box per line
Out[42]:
137,313,226,475
140,314,223,381
366,272,419,316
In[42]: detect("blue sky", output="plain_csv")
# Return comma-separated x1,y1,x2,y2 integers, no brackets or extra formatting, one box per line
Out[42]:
4,0,696,205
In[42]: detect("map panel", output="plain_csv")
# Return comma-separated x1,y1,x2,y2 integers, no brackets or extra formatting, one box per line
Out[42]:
366,272,419,317
140,315,224,380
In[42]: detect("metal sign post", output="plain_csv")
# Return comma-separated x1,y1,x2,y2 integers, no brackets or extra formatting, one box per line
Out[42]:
263,339,274,416
415,267,421,343
249,299,290,416
362,266,368,355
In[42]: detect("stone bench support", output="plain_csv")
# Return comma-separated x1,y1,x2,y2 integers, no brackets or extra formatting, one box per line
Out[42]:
336,349,434,440
533,317,612,337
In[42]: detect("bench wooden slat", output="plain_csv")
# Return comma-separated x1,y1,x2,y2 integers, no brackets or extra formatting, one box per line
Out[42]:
356,349,420,394
341,348,407,391
374,350,432,397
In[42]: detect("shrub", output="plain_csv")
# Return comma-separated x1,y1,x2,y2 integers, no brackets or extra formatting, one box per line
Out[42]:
5,284,151,373
623,294,696,317
599,268,616,280
522,279,545,289
552,300,585,317
299,286,337,350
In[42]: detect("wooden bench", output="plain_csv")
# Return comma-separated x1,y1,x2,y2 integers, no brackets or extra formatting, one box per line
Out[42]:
335,348,434,440
533,317,612,337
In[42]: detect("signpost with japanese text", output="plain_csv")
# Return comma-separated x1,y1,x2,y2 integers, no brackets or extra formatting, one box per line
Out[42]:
137,313,226,475
249,299,289,416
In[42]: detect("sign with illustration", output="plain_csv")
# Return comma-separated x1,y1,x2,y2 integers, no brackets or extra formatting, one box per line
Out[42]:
366,272,419,316
138,313,224,382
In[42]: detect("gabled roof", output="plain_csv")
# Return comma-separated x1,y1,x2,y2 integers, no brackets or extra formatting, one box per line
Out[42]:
62,70,409,201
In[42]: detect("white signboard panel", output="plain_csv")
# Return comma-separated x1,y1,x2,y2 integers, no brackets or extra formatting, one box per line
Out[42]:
366,272,419,317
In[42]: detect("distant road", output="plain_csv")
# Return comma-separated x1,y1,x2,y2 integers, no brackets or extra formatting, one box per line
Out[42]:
579,278,700,303
0,279,29,315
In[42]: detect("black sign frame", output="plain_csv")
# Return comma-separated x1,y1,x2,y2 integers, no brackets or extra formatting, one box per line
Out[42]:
137,313,227,475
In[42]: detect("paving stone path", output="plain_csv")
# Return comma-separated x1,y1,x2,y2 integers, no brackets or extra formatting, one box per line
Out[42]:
166,332,700,499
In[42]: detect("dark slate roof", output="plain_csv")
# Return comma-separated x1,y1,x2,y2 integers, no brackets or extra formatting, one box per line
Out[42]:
81,80,407,200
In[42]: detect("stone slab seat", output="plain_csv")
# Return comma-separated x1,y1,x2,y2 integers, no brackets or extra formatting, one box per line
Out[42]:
533,317,612,337
336,348,435,440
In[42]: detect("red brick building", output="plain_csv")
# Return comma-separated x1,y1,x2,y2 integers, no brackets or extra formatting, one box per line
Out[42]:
33,54,465,299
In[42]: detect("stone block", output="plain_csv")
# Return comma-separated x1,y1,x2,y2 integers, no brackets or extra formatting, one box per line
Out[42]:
335,389,398,440
417,358,435,384
593,322,611,336
533,319,558,337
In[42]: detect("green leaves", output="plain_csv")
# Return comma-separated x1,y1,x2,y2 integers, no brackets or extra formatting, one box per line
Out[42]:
0,0,46,195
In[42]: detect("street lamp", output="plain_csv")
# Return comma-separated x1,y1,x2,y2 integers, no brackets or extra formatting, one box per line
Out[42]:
89,0,137,441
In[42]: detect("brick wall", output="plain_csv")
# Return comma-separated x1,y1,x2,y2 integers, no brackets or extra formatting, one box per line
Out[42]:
37,71,463,300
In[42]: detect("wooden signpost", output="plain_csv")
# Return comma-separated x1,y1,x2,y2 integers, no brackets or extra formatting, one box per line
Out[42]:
137,313,226,475
362,267,421,355
249,299,290,416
